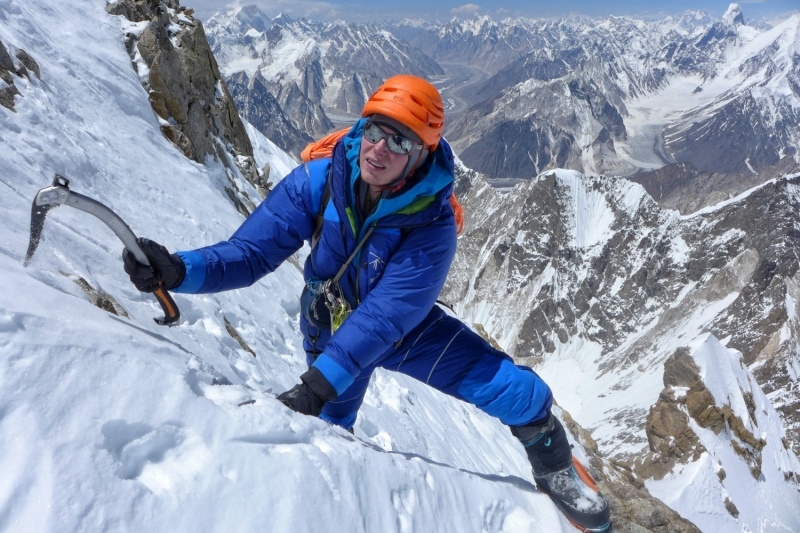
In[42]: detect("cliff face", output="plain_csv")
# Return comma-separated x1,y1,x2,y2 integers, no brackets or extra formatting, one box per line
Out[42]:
446,167,800,457
107,0,267,214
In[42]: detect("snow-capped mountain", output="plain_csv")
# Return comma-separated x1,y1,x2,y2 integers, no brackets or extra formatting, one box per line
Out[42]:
204,6,443,155
448,162,800,452
445,162,800,531
390,15,547,75
443,5,800,191
207,5,800,212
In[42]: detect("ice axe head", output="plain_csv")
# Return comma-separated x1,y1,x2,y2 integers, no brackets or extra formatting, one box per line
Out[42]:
23,174,69,267
23,174,180,326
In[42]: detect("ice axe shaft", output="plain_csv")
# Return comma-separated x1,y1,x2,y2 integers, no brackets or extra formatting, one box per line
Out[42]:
24,174,180,326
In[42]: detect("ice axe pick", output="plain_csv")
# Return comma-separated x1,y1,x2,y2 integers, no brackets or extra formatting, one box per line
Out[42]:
24,174,180,326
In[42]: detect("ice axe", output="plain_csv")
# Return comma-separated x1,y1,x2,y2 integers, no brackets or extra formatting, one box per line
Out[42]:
24,174,180,326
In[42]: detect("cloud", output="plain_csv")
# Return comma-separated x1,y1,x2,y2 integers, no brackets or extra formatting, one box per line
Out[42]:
451,4,481,17
190,0,349,22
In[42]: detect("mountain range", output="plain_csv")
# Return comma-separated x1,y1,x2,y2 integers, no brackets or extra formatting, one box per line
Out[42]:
206,4,800,213
204,6,443,154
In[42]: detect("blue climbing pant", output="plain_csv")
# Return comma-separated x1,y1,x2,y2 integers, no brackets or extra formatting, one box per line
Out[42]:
303,305,553,430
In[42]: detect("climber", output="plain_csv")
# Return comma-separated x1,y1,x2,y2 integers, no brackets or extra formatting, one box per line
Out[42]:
122,74,611,532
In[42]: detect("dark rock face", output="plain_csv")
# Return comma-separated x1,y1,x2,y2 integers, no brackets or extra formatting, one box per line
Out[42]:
14,49,40,80
0,38,20,111
0,37,40,112
0,39,14,72
107,0,261,212
629,156,800,215
663,93,800,175
226,71,315,156
457,117,576,180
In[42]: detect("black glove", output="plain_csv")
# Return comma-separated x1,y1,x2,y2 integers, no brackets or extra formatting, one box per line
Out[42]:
277,367,338,417
123,237,186,292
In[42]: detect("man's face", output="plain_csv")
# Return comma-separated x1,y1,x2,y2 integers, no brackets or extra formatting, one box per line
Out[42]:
359,122,412,188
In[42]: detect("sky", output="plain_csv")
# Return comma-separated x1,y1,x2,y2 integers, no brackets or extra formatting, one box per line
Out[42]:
186,0,799,24
2,0,800,532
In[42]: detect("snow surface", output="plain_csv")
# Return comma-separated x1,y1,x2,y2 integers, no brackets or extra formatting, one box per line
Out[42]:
243,120,298,186
0,1,573,531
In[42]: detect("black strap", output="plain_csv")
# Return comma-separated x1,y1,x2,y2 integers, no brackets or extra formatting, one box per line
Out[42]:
311,172,331,251
331,227,374,285
309,169,374,289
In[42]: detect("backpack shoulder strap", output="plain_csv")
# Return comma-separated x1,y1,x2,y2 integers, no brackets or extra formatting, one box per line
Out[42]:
303,129,346,251
311,172,331,251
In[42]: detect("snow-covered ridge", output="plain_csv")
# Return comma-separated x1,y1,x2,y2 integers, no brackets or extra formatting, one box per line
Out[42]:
445,166,800,530
681,172,800,219
646,334,800,532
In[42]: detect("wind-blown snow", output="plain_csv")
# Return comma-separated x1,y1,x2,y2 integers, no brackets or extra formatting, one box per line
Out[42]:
0,1,573,531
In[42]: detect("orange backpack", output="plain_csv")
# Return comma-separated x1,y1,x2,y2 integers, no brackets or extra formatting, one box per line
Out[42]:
301,128,464,235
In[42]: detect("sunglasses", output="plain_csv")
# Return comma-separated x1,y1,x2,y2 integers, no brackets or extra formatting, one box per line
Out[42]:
363,121,421,155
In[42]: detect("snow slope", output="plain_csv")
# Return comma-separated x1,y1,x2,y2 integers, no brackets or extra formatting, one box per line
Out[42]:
0,1,571,531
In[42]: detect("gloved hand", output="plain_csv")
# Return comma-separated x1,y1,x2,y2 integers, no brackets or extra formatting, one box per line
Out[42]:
122,237,185,292
277,367,338,417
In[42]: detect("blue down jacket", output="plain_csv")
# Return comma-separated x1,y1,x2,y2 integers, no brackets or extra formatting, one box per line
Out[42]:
174,119,458,395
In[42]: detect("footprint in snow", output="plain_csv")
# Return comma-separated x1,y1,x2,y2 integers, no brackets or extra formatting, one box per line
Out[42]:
101,420,211,498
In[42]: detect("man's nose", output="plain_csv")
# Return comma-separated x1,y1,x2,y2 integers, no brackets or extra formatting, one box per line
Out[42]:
373,137,390,154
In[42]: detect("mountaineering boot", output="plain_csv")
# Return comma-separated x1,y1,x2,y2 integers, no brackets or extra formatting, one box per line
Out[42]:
511,414,611,532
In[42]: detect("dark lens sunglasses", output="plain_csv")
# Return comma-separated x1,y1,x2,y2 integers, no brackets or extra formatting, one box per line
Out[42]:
363,121,421,155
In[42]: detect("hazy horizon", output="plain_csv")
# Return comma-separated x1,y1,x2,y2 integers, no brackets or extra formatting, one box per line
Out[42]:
187,0,799,25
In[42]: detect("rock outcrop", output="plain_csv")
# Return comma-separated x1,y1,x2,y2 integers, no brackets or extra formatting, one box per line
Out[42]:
559,408,702,532
106,0,264,213
0,37,40,112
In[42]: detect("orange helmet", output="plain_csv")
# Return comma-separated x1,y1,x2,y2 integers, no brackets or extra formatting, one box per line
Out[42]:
361,75,444,151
